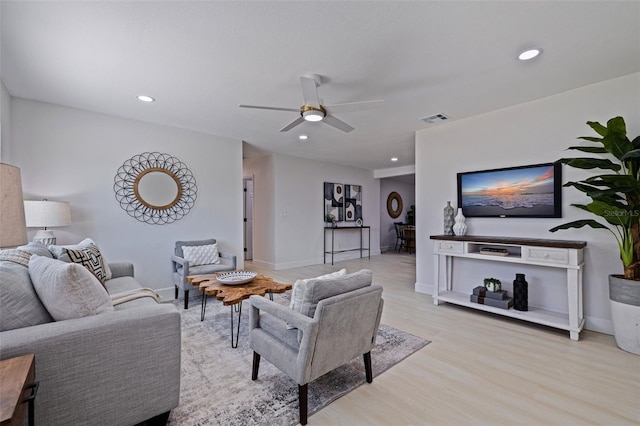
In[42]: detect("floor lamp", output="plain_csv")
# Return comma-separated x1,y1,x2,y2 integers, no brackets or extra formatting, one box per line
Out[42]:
0,163,28,248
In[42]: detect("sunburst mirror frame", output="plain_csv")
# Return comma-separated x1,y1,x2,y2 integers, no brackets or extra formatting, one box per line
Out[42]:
114,152,197,225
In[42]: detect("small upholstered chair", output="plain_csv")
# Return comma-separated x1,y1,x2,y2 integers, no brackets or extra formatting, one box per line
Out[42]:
249,269,383,425
171,239,236,309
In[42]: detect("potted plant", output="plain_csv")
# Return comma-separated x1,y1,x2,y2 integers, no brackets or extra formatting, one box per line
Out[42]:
325,213,337,228
550,116,639,354
483,277,501,292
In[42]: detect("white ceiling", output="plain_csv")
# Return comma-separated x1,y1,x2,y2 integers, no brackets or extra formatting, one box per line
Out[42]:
2,1,639,172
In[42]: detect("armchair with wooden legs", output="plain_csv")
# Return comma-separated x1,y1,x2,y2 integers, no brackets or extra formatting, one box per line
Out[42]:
249,269,383,425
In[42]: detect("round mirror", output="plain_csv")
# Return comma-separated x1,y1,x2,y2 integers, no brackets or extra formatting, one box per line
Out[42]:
387,192,403,218
134,168,182,210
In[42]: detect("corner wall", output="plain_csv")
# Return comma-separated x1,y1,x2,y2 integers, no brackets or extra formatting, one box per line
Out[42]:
8,98,244,291
415,72,640,334
380,178,415,252
245,152,381,270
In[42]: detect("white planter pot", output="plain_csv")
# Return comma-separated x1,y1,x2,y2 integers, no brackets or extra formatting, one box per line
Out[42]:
609,275,640,355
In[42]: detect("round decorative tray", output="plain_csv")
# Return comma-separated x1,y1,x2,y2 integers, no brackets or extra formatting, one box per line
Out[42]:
216,270,258,285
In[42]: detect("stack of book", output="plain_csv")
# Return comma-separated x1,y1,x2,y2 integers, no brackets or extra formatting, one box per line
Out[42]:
470,286,513,309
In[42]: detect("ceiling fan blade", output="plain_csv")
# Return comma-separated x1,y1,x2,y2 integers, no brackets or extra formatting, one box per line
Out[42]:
299,76,320,107
323,115,355,133
324,100,384,114
239,104,299,112
279,116,305,132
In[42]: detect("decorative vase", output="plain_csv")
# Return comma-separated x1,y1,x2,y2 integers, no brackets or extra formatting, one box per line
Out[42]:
609,275,640,355
513,273,528,311
443,202,454,235
452,208,467,236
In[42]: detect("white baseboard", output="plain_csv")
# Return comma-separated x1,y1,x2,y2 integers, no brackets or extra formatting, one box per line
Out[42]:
585,316,613,335
415,281,432,295
249,259,276,270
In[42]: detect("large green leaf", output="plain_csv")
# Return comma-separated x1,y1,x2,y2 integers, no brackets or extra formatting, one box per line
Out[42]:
567,145,607,154
549,219,610,232
563,181,620,200
584,175,640,194
601,117,633,160
585,200,634,227
621,149,640,160
558,157,621,171
586,120,608,137
577,136,604,143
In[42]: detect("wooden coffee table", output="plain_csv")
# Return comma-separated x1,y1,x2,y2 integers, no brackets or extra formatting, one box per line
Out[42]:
187,273,291,348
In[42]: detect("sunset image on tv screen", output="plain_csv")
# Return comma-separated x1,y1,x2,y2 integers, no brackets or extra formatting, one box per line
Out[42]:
460,164,556,217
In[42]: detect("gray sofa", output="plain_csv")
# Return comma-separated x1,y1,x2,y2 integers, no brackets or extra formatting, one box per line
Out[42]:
0,242,181,426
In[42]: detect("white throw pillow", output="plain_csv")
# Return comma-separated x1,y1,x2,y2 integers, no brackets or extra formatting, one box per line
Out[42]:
182,243,220,266
287,269,347,328
49,238,112,280
28,255,114,321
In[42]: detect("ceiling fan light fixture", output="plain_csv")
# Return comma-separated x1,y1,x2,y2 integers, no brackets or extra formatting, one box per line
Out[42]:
301,105,326,122
302,110,323,122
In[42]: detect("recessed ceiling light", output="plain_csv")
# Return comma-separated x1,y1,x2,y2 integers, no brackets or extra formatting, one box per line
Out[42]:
518,48,542,61
299,135,308,140
137,95,155,102
391,157,398,162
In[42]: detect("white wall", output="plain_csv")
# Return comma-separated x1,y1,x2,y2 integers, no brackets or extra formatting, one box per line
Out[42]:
243,154,276,266
415,72,640,334
244,152,381,270
380,178,415,251
8,98,244,291
0,81,11,157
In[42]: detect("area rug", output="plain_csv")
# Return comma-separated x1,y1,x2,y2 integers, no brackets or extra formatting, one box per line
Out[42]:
167,294,429,425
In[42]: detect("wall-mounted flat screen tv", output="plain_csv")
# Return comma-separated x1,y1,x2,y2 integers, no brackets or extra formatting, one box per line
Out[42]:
457,162,562,218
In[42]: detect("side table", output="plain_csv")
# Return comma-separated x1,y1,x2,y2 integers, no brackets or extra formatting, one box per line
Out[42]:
0,354,38,426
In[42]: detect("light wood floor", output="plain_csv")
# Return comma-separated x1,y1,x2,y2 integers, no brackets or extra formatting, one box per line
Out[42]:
246,252,640,426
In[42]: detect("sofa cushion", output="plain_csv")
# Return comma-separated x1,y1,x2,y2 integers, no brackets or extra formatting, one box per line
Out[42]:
60,244,108,284
289,269,347,314
17,241,54,258
182,243,220,266
175,262,234,276
29,255,114,321
298,269,373,319
0,255,53,332
49,238,112,280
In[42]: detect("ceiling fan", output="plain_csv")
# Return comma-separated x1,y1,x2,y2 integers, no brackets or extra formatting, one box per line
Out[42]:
239,74,384,133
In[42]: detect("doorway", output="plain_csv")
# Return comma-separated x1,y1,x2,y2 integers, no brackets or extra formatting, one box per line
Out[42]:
243,177,254,260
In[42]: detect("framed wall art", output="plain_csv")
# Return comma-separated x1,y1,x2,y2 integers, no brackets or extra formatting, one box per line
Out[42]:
344,184,362,221
324,182,344,222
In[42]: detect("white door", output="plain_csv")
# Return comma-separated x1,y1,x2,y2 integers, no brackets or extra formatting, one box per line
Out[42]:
243,177,254,260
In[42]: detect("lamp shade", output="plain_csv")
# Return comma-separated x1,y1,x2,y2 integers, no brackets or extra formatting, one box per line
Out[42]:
24,200,71,228
0,163,28,247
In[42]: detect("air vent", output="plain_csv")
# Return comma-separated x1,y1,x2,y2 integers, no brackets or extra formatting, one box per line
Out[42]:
421,113,450,124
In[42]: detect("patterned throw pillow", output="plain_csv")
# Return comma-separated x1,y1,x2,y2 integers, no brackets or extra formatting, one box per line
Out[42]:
182,244,220,266
62,244,108,284
49,238,112,280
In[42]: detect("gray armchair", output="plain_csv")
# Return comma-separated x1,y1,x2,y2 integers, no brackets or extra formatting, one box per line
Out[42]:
172,238,236,309
249,269,383,425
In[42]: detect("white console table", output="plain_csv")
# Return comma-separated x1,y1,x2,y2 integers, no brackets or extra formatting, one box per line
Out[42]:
431,235,587,340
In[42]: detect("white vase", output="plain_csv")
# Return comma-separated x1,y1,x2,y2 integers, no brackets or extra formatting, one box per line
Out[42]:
452,208,467,236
